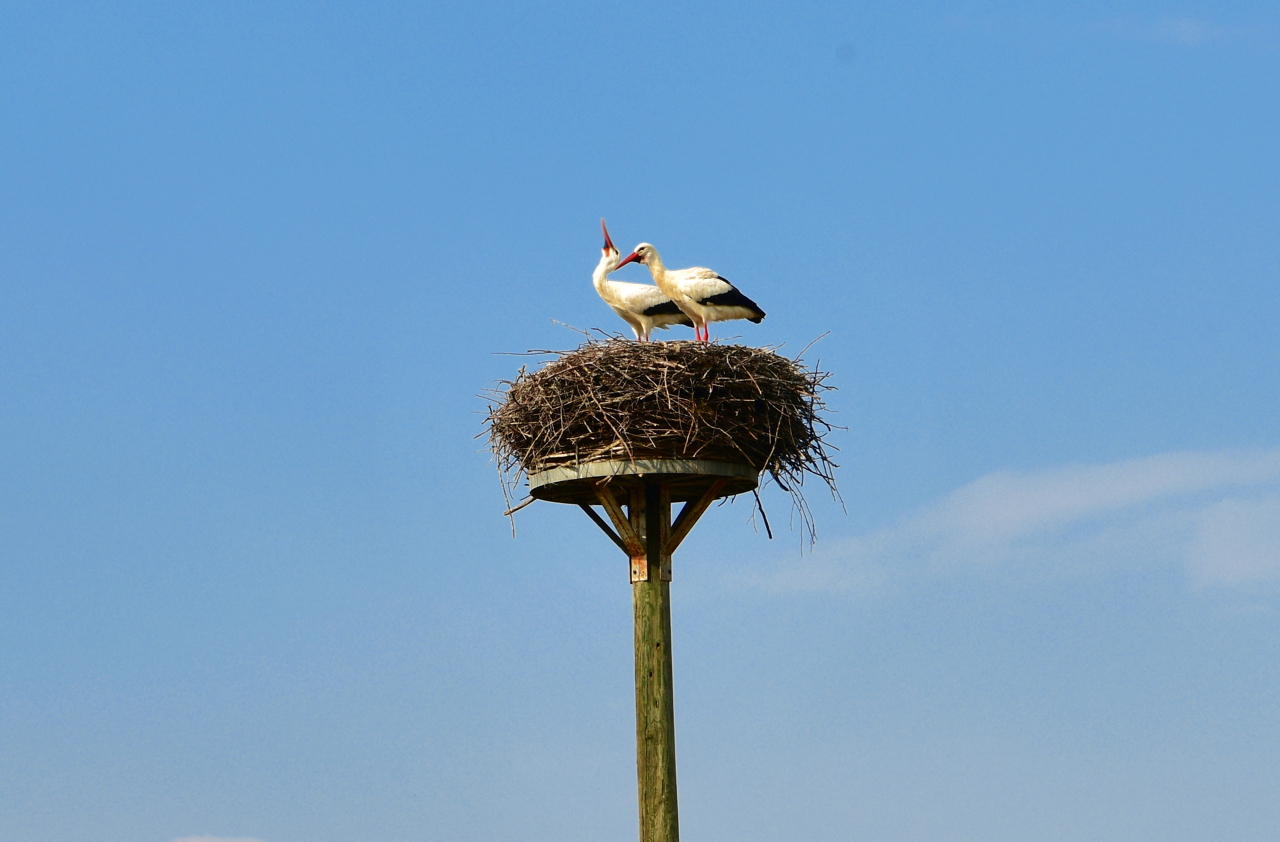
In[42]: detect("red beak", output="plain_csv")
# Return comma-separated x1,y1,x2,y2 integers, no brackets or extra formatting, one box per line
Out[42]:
615,251,641,269
601,218,616,253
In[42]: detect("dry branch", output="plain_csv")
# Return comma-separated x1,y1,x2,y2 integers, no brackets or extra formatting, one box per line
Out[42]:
483,339,840,540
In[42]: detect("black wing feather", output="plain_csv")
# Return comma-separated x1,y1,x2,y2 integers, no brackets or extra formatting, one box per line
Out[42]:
642,300,685,317
699,284,766,323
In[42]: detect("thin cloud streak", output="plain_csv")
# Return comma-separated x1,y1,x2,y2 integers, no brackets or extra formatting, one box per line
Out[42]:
751,448,1280,594
1191,496,1280,585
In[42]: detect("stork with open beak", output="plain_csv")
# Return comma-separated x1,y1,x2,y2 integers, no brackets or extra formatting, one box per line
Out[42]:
593,220,694,341
614,242,765,342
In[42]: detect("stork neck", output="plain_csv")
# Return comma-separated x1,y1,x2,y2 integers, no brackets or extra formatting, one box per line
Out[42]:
643,250,669,284
592,255,618,293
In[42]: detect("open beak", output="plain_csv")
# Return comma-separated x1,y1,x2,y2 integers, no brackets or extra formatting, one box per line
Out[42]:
615,251,641,269
601,218,616,253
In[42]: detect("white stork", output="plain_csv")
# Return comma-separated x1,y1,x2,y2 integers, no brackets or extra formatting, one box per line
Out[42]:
593,220,693,341
614,242,765,342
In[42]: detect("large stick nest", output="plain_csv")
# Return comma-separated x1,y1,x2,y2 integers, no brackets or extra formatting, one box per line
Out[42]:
484,338,840,538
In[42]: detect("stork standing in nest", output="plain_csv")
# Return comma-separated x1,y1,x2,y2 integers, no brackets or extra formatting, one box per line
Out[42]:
615,241,766,342
593,220,693,341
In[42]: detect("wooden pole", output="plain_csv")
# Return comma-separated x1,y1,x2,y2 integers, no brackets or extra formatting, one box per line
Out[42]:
630,482,679,842
587,476,726,842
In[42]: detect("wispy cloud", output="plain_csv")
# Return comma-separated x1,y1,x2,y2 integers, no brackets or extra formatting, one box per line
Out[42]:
1190,496,1280,585
751,448,1280,594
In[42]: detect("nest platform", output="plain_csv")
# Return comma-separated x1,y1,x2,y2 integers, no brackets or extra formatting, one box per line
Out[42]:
528,458,758,505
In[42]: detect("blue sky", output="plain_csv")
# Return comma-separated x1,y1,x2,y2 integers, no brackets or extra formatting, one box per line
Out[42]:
2,2,1278,840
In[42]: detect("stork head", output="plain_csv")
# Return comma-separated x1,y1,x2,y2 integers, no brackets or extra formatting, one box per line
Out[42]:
600,219,620,265
615,242,655,270
596,217,622,273
593,219,622,281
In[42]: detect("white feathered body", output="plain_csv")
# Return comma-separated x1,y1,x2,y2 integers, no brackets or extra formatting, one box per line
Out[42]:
592,251,693,341
627,246,766,334
659,266,766,328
